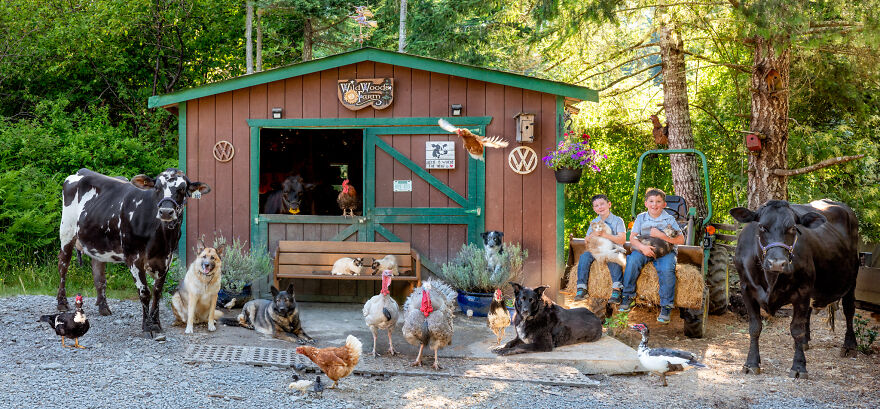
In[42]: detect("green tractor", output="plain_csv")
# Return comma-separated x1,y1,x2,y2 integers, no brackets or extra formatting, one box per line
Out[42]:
629,149,733,338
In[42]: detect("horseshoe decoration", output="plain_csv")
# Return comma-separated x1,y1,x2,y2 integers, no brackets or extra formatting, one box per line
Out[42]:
508,146,538,175
212,140,235,163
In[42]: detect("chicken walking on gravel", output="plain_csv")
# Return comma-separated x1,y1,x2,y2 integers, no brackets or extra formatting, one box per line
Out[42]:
39,293,90,348
363,270,400,356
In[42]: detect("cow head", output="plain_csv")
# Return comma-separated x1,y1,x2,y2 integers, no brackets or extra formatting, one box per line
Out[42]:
279,175,315,215
730,200,826,274
131,169,211,223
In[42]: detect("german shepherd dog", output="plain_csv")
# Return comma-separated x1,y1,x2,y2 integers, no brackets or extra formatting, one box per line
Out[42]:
493,282,602,355
171,242,225,334
221,283,314,344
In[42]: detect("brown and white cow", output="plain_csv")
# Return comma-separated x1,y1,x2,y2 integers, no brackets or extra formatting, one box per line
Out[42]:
57,168,210,336
730,199,859,379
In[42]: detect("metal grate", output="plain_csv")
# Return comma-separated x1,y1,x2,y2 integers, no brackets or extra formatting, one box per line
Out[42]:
184,344,313,368
184,344,599,387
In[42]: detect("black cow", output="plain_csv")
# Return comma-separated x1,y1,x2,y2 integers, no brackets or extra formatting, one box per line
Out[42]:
730,199,859,379
57,168,210,336
262,175,314,215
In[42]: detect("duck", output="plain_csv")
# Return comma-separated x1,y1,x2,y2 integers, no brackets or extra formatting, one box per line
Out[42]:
631,323,707,386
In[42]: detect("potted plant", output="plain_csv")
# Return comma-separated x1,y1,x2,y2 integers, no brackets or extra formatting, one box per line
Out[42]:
437,242,527,317
542,131,605,184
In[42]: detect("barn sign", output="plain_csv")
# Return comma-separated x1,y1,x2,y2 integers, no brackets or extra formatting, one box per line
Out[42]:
425,141,455,169
337,78,394,110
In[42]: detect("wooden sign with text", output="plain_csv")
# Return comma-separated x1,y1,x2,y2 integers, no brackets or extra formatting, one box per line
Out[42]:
337,78,394,110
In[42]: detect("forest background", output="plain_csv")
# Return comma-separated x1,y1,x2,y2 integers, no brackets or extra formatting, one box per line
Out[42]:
1,0,878,295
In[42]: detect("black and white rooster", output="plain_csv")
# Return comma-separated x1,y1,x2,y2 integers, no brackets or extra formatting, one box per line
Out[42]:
39,294,90,348
631,323,706,386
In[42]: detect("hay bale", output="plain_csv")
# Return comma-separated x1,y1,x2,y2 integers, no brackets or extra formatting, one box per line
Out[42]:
569,261,703,309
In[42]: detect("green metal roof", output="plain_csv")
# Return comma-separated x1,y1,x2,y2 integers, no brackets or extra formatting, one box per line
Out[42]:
148,47,597,108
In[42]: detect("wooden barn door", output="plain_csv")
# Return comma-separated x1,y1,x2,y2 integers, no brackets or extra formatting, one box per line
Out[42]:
363,125,486,273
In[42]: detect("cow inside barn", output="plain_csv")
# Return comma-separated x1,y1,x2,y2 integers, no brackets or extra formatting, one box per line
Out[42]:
262,175,315,215
57,168,210,336
730,199,859,379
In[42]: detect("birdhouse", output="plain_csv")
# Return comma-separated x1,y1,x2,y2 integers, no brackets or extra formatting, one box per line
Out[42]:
746,133,762,152
514,112,535,143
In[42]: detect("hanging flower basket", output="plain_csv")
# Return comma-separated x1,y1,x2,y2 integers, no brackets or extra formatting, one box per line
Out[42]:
554,167,583,184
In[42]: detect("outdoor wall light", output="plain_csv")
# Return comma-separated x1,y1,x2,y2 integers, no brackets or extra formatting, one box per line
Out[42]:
272,107,283,119
450,104,462,116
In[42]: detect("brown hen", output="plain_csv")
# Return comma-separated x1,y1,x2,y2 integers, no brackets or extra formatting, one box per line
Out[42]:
296,335,362,388
337,179,358,217
438,119,508,161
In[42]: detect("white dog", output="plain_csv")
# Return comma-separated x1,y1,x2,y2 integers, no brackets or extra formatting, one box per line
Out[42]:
585,221,626,267
171,242,224,334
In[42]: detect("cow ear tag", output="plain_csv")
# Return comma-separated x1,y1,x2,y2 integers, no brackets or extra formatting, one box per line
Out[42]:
191,191,202,199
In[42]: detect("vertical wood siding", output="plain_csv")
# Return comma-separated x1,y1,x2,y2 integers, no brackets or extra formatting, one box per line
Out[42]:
187,64,562,298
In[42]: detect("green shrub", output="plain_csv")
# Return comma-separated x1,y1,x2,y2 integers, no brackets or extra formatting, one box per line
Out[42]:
854,313,879,354
437,242,527,294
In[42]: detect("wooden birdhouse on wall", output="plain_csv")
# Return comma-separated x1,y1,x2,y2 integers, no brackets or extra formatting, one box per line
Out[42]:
746,133,762,152
514,112,535,143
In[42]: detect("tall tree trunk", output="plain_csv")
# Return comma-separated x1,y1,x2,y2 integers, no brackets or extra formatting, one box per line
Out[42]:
747,37,790,209
255,8,263,72
303,18,313,61
658,23,707,220
245,1,253,74
399,0,407,52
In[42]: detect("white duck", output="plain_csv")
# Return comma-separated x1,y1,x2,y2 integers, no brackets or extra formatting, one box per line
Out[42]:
631,323,707,386
362,270,400,356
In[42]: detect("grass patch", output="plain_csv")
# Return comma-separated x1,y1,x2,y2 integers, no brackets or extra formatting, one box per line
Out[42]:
0,259,137,300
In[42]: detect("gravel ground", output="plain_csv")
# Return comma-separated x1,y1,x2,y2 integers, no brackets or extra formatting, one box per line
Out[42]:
2,295,879,408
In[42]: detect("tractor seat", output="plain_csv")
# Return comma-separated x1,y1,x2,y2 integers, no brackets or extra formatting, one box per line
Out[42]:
663,194,689,223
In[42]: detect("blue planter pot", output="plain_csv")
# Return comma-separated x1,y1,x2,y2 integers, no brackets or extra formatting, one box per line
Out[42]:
507,306,516,323
456,290,494,317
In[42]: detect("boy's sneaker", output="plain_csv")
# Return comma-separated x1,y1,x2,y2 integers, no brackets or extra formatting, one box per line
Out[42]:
609,289,622,304
618,297,635,312
574,288,587,301
657,306,673,324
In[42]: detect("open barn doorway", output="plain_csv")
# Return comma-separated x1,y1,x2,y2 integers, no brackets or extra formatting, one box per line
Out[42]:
259,128,363,216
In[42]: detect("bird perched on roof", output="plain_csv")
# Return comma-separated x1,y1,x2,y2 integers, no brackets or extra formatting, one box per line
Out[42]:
649,115,668,146
438,118,509,161
631,323,707,386
39,293,90,348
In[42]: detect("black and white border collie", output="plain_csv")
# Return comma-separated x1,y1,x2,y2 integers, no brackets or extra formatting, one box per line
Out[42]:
481,231,504,275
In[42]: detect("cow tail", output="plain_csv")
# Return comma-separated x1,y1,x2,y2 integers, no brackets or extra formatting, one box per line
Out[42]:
826,302,837,333
76,249,84,267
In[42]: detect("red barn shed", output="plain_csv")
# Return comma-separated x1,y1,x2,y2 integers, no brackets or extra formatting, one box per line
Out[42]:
148,48,597,301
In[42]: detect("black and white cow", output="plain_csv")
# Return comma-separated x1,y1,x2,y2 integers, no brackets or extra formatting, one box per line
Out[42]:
730,199,859,379
57,168,210,336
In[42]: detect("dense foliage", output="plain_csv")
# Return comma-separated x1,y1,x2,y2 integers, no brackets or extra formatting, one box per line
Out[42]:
0,1,877,294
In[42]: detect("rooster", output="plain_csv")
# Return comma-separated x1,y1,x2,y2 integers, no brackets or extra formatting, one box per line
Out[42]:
487,289,510,346
296,335,362,388
438,118,509,161
39,294,90,348
363,270,400,356
337,179,358,217
402,279,457,369
650,115,668,145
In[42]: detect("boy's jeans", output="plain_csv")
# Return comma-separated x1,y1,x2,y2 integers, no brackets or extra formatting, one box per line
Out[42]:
576,251,623,290
621,250,677,306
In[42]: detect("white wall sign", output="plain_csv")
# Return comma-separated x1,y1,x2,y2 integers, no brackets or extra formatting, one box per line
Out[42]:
425,141,455,169
393,180,412,192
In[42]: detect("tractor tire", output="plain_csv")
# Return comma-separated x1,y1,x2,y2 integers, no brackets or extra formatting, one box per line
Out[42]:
707,246,730,315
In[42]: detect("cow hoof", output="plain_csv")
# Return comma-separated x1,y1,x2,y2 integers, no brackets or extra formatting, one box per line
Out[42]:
98,304,112,316
742,365,761,375
788,369,808,379
802,342,809,351
57,303,70,312
840,347,857,358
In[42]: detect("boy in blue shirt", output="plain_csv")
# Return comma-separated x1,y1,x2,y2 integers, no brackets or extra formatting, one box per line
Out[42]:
574,194,626,301
618,188,684,324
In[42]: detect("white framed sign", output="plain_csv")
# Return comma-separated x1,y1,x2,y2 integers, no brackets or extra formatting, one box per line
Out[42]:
393,180,412,192
425,141,455,169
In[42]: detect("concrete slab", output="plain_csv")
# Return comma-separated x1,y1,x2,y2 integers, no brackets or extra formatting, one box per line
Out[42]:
212,302,642,375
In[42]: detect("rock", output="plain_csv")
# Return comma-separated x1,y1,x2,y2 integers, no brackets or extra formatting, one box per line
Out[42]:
40,363,62,370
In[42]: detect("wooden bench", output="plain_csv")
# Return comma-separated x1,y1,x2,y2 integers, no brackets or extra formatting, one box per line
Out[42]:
273,240,422,301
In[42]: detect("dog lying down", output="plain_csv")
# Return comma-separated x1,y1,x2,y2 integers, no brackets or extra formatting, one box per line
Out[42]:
493,282,602,355
220,283,314,344
585,220,626,267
